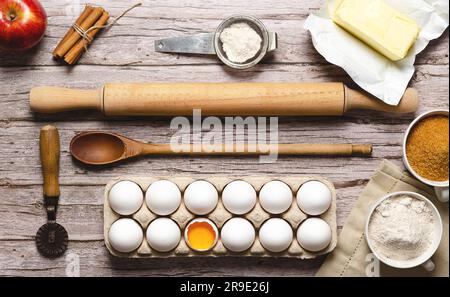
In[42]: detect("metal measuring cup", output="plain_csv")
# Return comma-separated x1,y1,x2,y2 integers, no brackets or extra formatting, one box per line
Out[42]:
155,15,278,69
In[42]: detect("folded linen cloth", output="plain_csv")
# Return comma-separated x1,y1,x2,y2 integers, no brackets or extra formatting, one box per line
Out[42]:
317,160,449,277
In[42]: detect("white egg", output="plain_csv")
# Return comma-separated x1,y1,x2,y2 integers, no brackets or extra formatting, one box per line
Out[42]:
108,181,144,215
297,218,332,252
221,218,256,252
297,181,332,216
259,218,293,253
146,218,181,252
184,180,218,215
222,180,257,215
259,181,293,214
146,180,182,216
108,218,143,253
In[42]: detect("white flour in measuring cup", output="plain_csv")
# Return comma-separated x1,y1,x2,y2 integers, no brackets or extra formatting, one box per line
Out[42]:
219,22,262,63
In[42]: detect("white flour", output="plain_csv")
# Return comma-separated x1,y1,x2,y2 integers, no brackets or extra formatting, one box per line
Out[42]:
220,22,262,63
368,195,435,261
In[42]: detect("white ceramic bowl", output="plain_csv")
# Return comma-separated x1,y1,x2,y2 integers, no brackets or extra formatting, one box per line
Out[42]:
365,191,443,271
403,109,449,202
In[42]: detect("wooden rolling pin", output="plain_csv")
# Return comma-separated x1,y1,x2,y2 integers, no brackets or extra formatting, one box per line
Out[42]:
29,83,418,116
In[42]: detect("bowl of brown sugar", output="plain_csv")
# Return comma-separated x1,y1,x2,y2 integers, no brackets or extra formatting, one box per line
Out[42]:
403,110,449,202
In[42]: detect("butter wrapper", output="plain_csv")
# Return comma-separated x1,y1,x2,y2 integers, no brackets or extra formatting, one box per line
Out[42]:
304,0,449,105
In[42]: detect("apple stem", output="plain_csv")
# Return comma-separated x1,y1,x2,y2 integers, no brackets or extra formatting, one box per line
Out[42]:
8,11,16,22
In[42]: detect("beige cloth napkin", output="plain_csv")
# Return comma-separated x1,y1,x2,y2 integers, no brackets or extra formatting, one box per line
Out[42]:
317,160,449,277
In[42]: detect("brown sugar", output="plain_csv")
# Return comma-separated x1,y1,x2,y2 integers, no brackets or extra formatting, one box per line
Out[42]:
406,115,449,182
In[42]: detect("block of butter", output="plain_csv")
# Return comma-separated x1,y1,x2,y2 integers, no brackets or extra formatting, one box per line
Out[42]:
332,0,420,61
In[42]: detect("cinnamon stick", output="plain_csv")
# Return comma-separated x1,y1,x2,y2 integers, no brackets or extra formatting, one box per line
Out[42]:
51,3,141,65
64,11,110,65
52,5,94,58
53,6,104,59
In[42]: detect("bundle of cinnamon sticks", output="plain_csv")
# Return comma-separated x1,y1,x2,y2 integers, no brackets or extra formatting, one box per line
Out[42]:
53,5,110,65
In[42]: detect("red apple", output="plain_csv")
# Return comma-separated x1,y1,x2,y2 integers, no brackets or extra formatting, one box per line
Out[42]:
0,0,47,51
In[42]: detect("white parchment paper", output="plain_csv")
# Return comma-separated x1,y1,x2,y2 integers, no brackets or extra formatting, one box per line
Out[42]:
304,0,449,105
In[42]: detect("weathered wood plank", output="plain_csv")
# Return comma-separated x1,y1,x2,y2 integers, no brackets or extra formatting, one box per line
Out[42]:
0,64,448,121
0,181,364,240
0,0,447,66
0,240,327,277
0,181,364,277
0,118,418,185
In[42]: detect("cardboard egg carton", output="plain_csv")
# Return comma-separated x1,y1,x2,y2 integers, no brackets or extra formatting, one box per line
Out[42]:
104,176,337,259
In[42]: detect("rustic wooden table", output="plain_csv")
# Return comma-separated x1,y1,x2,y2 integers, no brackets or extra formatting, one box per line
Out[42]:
0,0,448,277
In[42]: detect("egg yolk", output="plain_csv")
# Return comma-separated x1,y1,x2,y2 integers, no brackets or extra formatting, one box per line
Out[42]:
187,221,216,251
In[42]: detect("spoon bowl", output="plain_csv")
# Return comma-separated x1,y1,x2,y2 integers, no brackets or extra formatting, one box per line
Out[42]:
70,132,129,165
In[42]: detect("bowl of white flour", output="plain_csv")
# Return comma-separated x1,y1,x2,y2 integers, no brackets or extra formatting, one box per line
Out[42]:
366,192,442,271
214,15,276,69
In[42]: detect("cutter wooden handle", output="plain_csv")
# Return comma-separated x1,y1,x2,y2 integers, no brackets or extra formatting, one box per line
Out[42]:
40,125,60,198
29,83,419,115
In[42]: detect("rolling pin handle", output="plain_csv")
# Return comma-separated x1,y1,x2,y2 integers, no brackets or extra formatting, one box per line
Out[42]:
30,86,104,114
344,87,419,114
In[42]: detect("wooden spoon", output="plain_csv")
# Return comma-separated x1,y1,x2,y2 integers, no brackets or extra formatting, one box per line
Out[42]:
70,131,373,166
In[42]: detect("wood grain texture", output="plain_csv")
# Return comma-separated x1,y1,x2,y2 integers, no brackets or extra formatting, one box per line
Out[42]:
39,125,61,197
0,0,448,277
